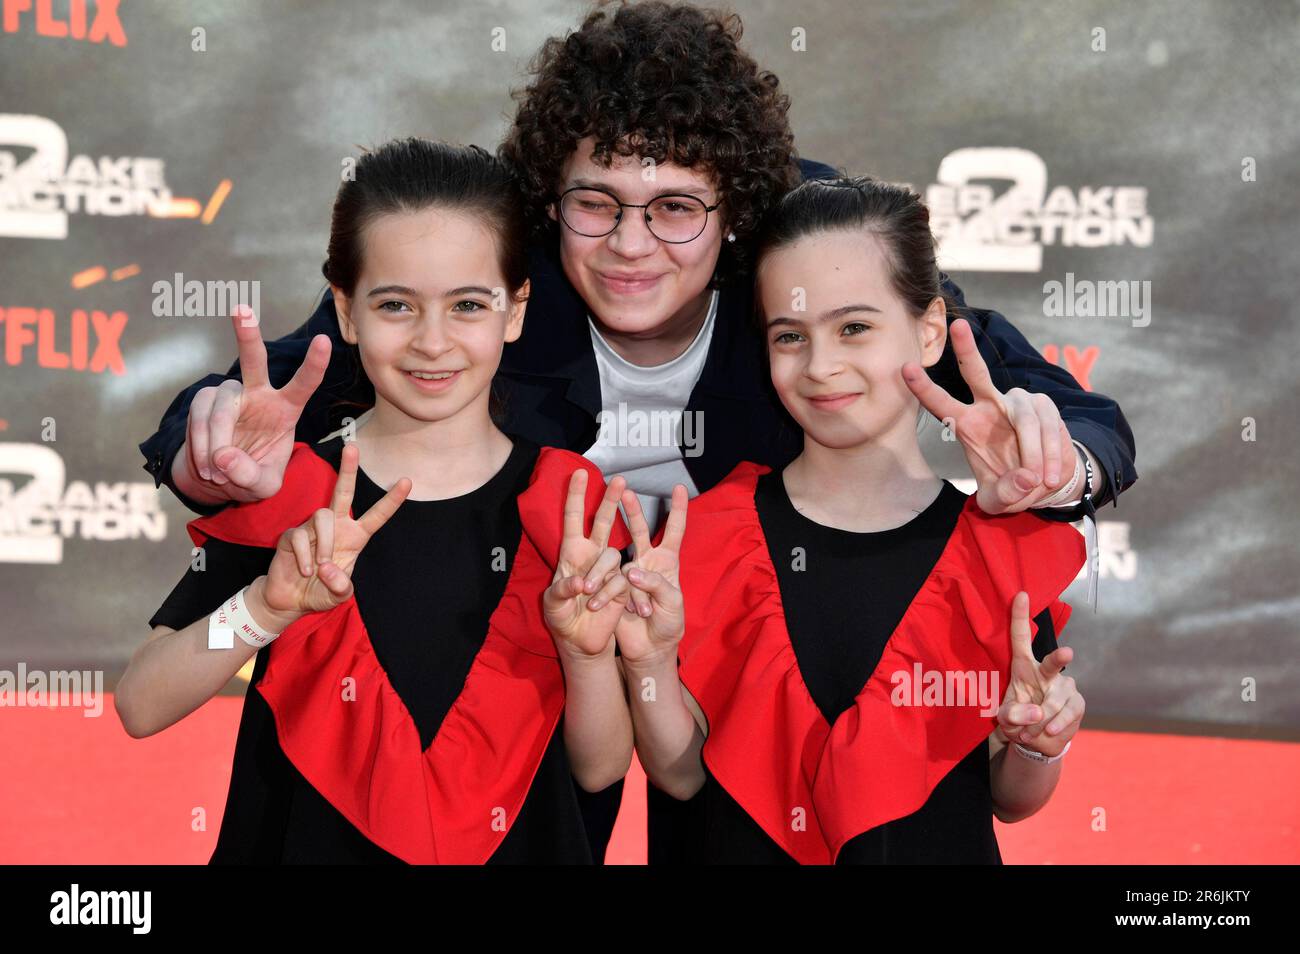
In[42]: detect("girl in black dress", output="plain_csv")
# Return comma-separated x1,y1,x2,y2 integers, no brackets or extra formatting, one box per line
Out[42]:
115,139,637,864
612,177,1092,863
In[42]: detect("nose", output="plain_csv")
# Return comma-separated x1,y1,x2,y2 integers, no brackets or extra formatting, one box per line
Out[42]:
410,312,452,358
804,335,844,382
605,208,659,259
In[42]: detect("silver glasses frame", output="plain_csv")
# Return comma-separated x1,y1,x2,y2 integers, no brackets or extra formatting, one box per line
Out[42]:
556,186,722,244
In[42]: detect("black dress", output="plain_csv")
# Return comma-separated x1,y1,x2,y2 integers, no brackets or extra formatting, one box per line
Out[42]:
149,434,622,864
675,464,1078,865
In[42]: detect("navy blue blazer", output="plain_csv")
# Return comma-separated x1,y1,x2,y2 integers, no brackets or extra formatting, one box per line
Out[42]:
139,158,1137,515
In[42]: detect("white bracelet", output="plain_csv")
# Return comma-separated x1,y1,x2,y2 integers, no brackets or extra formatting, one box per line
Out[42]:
1013,739,1071,764
207,586,282,649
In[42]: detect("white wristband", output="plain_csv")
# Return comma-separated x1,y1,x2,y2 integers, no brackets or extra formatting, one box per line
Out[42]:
1013,739,1071,764
208,586,282,649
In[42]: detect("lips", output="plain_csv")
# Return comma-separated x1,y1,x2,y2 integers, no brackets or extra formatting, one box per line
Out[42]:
806,392,861,411
596,271,664,295
402,369,462,392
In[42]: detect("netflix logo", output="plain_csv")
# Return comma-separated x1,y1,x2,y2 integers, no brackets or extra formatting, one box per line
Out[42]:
0,306,127,374
2,0,126,46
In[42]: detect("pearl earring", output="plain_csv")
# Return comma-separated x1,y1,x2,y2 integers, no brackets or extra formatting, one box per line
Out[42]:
726,232,736,243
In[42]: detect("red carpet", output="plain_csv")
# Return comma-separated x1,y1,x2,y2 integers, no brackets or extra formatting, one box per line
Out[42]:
2,695,1295,864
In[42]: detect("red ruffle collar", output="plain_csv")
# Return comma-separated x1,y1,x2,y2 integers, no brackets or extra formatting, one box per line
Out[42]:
676,462,1085,864
187,441,628,864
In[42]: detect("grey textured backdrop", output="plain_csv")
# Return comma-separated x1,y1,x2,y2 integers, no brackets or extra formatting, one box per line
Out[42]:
1,0,1297,733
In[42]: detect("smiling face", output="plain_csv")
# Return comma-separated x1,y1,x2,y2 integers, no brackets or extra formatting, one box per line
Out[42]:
759,229,947,450
332,206,527,426
548,136,726,339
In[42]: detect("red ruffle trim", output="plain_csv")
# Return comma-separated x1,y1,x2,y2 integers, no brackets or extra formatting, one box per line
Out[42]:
677,462,1085,864
187,441,628,863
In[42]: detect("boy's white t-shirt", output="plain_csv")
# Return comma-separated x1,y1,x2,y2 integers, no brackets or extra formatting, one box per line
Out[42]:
582,289,718,533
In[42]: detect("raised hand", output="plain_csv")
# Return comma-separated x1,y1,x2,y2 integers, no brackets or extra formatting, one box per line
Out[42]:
902,317,1077,515
994,592,1083,758
613,485,688,666
262,442,410,618
542,470,633,659
180,305,332,503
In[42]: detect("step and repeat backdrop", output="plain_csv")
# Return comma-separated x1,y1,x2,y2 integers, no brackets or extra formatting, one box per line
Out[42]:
1,0,1297,737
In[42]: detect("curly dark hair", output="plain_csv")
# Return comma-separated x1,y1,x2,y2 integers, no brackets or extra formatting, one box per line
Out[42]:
498,0,801,284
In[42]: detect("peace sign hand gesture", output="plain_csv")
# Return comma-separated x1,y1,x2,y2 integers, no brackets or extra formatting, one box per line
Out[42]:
543,471,633,660
261,442,411,620
613,485,689,667
995,592,1083,758
902,317,1078,515
181,305,333,503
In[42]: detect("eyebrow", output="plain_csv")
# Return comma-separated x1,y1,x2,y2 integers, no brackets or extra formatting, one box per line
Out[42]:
366,284,495,298
569,178,714,200
767,303,883,328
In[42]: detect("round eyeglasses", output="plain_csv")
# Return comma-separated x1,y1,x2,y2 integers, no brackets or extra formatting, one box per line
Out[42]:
557,187,721,244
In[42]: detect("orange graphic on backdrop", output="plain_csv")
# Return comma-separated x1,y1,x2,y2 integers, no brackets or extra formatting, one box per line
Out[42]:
1,0,127,46
149,179,232,222
71,264,138,289
1041,345,1099,392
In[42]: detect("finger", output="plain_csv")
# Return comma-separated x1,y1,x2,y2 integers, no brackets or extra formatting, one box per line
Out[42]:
279,334,332,409
207,380,243,485
583,547,623,594
1044,693,1085,736
1007,392,1043,482
1008,591,1034,660
548,575,586,602
992,468,1040,510
626,583,652,618
230,306,270,390
331,442,359,516
357,477,411,536
313,508,334,565
900,361,964,425
317,561,354,600
1037,646,1074,682
948,317,1003,404
187,386,218,482
1021,676,1075,740
562,470,588,542
998,701,1043,727
625,566,682,610
1034,394,1064,488
621,489,653,559
289,526,314,577
212,446,263,490
658,485,690,554
588,475,626,548
587,567,630,611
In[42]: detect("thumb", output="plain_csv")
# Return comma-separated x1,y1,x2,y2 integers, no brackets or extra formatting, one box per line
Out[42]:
625,566,681,611
317,561,354,602
544,576,584,612
212,446,269,494
992,468,1039,510
999,700,1043,728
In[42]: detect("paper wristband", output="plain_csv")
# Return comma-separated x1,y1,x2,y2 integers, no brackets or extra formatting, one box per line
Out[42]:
1013,739,1072,764
207,586,282,649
